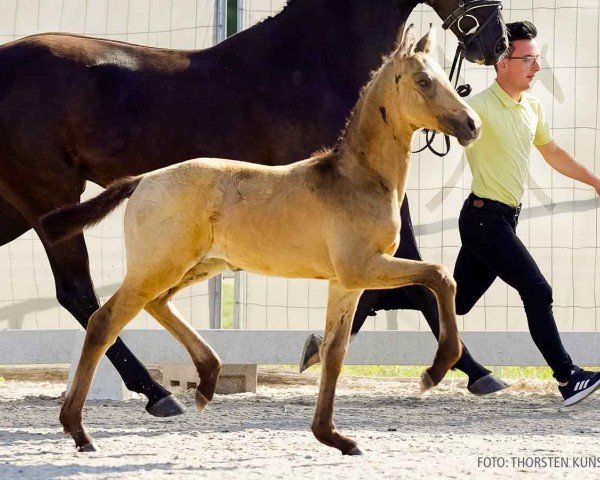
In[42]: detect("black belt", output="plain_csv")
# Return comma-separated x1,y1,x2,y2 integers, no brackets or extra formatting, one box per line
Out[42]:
467,193,521,217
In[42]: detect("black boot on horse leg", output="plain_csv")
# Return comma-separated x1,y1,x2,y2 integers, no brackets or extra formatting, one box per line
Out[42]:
43,233,185,416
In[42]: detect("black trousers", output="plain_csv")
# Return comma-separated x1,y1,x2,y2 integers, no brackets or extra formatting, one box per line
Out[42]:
455,194,574,382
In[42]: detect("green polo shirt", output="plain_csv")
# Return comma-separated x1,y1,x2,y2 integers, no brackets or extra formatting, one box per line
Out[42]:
464,80,553,207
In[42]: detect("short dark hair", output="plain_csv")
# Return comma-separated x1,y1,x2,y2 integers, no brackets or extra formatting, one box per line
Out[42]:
506,21,537,54
494,21,537,70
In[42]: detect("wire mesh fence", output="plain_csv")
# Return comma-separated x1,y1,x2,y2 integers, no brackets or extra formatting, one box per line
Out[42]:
1,0,599,336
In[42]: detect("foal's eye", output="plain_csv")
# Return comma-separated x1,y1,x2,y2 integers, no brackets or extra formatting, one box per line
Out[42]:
417,77,432,89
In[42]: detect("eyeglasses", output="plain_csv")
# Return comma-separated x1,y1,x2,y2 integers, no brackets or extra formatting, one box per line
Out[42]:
506,55,541,68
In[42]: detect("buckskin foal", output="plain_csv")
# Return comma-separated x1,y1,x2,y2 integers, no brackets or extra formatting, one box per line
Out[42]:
43,27,480,455
0,0,507,416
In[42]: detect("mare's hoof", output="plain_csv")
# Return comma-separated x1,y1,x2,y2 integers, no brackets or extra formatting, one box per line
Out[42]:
299,333,323,373
344,446,365,456
77,443,98,453
467,374,509,396
146,394,186,417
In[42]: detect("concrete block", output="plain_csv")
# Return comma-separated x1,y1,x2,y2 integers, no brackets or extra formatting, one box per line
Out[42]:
161,363,257,394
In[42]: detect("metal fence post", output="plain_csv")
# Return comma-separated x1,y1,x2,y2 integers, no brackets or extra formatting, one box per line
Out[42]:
209,276,222,329
215,0,228,43
233,271,245,329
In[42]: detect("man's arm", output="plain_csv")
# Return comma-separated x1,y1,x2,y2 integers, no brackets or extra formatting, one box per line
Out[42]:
536,140,600,195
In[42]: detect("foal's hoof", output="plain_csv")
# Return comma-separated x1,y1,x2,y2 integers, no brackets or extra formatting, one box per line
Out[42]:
77,442,98,453
419,369,435,393
467,373,509,396
195,390,210,412
299,333,323,373
146,394,186,418
343,446,365,456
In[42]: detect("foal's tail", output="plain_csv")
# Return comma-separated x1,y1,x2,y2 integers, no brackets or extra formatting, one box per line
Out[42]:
41,176,142,244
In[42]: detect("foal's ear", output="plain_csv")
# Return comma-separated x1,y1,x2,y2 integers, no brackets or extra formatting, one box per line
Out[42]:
397,24,416,57
414,26,435,55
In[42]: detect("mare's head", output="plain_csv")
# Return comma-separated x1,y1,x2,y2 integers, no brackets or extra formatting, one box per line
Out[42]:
428,0,507,65
386,25,480,146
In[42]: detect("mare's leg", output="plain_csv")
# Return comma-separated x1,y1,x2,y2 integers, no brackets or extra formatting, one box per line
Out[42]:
0,175,182,416
0,195,31,245
0,198,34,328
392,198,504,389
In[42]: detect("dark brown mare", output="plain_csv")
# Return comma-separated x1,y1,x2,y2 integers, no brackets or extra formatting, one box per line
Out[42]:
0,0,507,416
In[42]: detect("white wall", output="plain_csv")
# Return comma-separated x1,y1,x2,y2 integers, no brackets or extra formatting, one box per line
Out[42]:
235,1,600,333
2,1,600,336
0,0,218,330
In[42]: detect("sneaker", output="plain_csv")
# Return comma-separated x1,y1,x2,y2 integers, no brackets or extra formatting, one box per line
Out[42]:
559,368,600,407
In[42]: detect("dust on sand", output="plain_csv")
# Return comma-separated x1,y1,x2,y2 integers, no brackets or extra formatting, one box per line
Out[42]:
1,369,600,480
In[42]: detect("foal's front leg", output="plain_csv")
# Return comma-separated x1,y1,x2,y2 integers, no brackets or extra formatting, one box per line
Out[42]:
336,253,461,389
312,281,363,455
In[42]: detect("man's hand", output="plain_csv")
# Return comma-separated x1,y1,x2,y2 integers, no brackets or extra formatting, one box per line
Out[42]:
594,179,600,197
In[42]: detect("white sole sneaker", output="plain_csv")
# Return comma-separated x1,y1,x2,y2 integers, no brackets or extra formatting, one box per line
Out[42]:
563,377,600,407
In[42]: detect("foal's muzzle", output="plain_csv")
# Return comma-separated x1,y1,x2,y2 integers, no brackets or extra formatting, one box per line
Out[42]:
439,112,481,146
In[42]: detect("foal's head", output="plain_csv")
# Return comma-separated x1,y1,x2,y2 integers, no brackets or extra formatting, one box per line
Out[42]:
386,25,481,147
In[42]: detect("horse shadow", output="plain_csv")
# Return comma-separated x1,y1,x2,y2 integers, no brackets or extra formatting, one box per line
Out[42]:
0,284,118,330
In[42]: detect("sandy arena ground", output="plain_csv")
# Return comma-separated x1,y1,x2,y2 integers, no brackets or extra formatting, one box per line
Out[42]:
2,370,600,480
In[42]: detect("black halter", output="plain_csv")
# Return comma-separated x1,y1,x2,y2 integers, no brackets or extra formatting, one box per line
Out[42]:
414,0,503,157
442,0,503,48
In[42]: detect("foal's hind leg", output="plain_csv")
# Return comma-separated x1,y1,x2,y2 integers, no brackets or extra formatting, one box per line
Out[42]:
60,235,207,451
41,233,181,416
145,259,229,412
312,282,363,455
60,285,154,451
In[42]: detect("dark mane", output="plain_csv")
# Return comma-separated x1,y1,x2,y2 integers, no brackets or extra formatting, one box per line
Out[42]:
257,0,303,24
310,148,341,185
